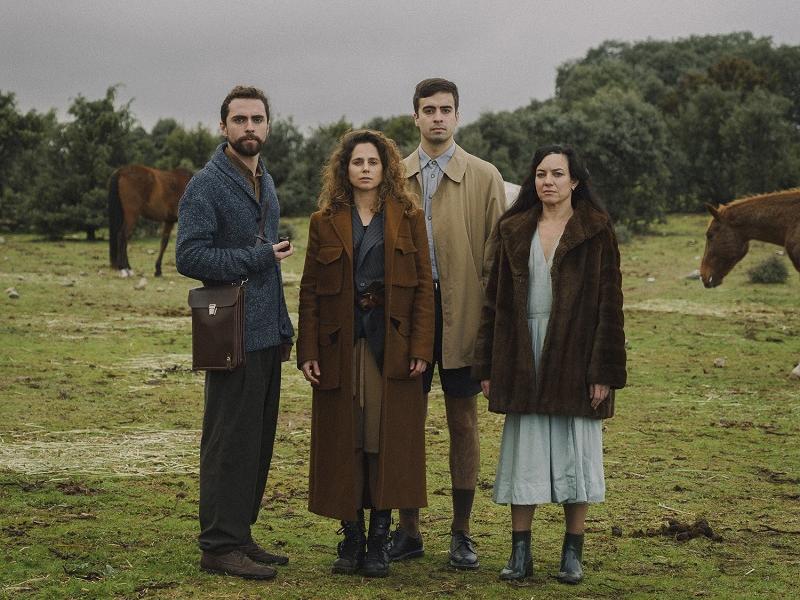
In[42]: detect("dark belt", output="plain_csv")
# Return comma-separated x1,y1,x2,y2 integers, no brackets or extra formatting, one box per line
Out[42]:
357,291,384,311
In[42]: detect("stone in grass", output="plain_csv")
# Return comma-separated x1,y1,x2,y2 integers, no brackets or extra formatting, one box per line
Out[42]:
646,277,656,283
713,357,726,368
134,277,148,290
685,269,701,280
6,287,19,299
791,363,800,381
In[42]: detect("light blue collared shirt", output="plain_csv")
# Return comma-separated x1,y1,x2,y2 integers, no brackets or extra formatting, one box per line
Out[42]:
419,143,456,282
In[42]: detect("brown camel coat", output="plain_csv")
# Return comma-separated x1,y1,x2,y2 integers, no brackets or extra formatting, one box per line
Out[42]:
472,200,626,418
296,199,434,521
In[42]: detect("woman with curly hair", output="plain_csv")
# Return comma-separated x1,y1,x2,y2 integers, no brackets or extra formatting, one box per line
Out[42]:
297,129,434,577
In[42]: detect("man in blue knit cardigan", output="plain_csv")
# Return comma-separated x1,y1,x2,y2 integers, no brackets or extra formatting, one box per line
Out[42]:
176,85,294,581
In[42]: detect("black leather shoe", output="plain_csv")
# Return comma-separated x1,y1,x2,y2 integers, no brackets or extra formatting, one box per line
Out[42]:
449,530,479,570
241,540,289,566
388,526,424,561
499,531,532,581
332,513,366,575
200,549,277,580
362,509,391,577
557,532,584,584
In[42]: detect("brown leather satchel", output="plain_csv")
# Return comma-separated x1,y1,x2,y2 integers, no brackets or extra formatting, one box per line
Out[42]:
188,282,246,371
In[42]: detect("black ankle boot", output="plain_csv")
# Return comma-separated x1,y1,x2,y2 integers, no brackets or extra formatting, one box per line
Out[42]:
499,530,533,581
331,510,365,575
361,509,391,577
557,532,584,584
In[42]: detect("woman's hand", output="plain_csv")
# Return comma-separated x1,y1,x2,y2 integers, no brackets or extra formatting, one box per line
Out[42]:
301,360,320,385
481,380,490,399
589,383,610,409
409,358,428,378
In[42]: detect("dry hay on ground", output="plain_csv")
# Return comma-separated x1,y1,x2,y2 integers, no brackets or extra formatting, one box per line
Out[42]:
626,299,791,322
0,428,200,477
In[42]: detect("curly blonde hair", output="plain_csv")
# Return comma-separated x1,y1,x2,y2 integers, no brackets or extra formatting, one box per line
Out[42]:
318,129,418,215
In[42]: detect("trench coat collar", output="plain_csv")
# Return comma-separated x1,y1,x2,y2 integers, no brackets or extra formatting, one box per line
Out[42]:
325,200,405,266
500,200,610,271
382,198,404,283
403,143,468,184
327,206,354,261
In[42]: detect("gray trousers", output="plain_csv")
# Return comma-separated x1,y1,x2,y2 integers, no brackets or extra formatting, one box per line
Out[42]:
198,346,281,553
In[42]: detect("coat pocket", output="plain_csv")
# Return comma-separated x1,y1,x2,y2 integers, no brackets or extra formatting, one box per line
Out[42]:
315,245,344,295
317,322,342,390
384,315,412,379
392,236,418,287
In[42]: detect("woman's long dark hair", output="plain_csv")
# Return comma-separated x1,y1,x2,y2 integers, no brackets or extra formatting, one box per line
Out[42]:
501,144,607,224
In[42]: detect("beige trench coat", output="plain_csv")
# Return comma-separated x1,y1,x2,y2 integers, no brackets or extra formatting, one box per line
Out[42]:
403,144,505,369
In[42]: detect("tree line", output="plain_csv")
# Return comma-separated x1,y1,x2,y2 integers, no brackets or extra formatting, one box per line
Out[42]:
1,32,798,239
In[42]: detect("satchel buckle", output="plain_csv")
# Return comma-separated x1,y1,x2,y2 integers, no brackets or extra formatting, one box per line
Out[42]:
208,303,218,316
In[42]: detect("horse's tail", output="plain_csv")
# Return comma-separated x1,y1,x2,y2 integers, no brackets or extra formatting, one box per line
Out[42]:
108,169,123,268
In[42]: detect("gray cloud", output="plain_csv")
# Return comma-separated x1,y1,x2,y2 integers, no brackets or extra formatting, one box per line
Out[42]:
1,0,797,132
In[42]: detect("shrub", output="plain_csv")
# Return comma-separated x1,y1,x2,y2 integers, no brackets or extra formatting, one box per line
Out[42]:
747,255,789,284
614,224,632,244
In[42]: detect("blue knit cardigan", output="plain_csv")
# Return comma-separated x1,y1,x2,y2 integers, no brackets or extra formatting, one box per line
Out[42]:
176,143,294,351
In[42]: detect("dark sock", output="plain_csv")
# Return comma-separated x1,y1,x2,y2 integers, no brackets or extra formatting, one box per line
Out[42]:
399,508,420,537
451,488,475,532
512,530,531,545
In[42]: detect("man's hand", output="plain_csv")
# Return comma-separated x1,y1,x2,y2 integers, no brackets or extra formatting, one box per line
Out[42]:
481,380,490,399
409,358,428,378
273,240,293,262
301,360,320,385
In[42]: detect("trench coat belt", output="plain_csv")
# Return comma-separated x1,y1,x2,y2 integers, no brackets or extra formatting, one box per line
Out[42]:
357,291,384,311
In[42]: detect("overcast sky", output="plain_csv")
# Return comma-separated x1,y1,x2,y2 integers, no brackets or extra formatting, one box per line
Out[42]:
1,0,797,134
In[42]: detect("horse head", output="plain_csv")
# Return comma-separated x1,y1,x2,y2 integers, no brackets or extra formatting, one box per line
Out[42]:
700,204,749,288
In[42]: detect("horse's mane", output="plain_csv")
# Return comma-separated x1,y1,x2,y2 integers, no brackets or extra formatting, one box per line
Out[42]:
725,188,800,208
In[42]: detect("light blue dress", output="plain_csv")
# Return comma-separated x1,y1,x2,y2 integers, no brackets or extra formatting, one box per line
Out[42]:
493,227,605,505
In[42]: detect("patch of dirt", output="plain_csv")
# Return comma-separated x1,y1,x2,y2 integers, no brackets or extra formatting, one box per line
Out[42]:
756,468,800,485
56,481,101,495
632,518,723,542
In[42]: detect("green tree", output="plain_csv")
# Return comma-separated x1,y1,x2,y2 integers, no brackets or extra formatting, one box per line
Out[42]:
362,115,418,157
155,123,218,171
0,92,57,231
262,117,304,189
280,118,351,216
720,89,800,197
29,86,137,239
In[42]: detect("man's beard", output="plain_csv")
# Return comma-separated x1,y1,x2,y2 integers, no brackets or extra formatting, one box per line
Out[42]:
230,135,264,157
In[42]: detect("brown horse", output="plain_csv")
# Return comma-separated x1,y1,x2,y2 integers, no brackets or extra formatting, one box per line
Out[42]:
700,188,800,288
108,165,192,277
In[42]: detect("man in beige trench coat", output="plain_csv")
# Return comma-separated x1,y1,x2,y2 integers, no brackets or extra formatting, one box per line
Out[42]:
389,78,505,569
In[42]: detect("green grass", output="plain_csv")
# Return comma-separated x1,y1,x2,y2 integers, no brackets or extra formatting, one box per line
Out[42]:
1,214,798,599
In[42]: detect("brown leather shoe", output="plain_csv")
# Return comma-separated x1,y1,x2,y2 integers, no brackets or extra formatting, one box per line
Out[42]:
200,549,277,580
241,540,289,566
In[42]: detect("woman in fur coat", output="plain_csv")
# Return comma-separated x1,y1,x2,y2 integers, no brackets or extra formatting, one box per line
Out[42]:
473,144,626,583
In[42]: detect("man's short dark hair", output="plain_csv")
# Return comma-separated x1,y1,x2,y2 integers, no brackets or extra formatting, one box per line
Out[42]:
413,78,459,114
220,85,270,123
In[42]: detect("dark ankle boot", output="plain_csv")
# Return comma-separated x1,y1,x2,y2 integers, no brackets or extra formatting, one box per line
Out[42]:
331,510,365,575
361,509,391,577
557,532,584,584
499,530,533,581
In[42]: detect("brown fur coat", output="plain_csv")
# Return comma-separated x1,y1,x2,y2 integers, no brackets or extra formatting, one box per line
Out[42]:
472,200,626,418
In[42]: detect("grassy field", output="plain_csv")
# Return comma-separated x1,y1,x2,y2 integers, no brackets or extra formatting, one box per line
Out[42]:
1,214,798,599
